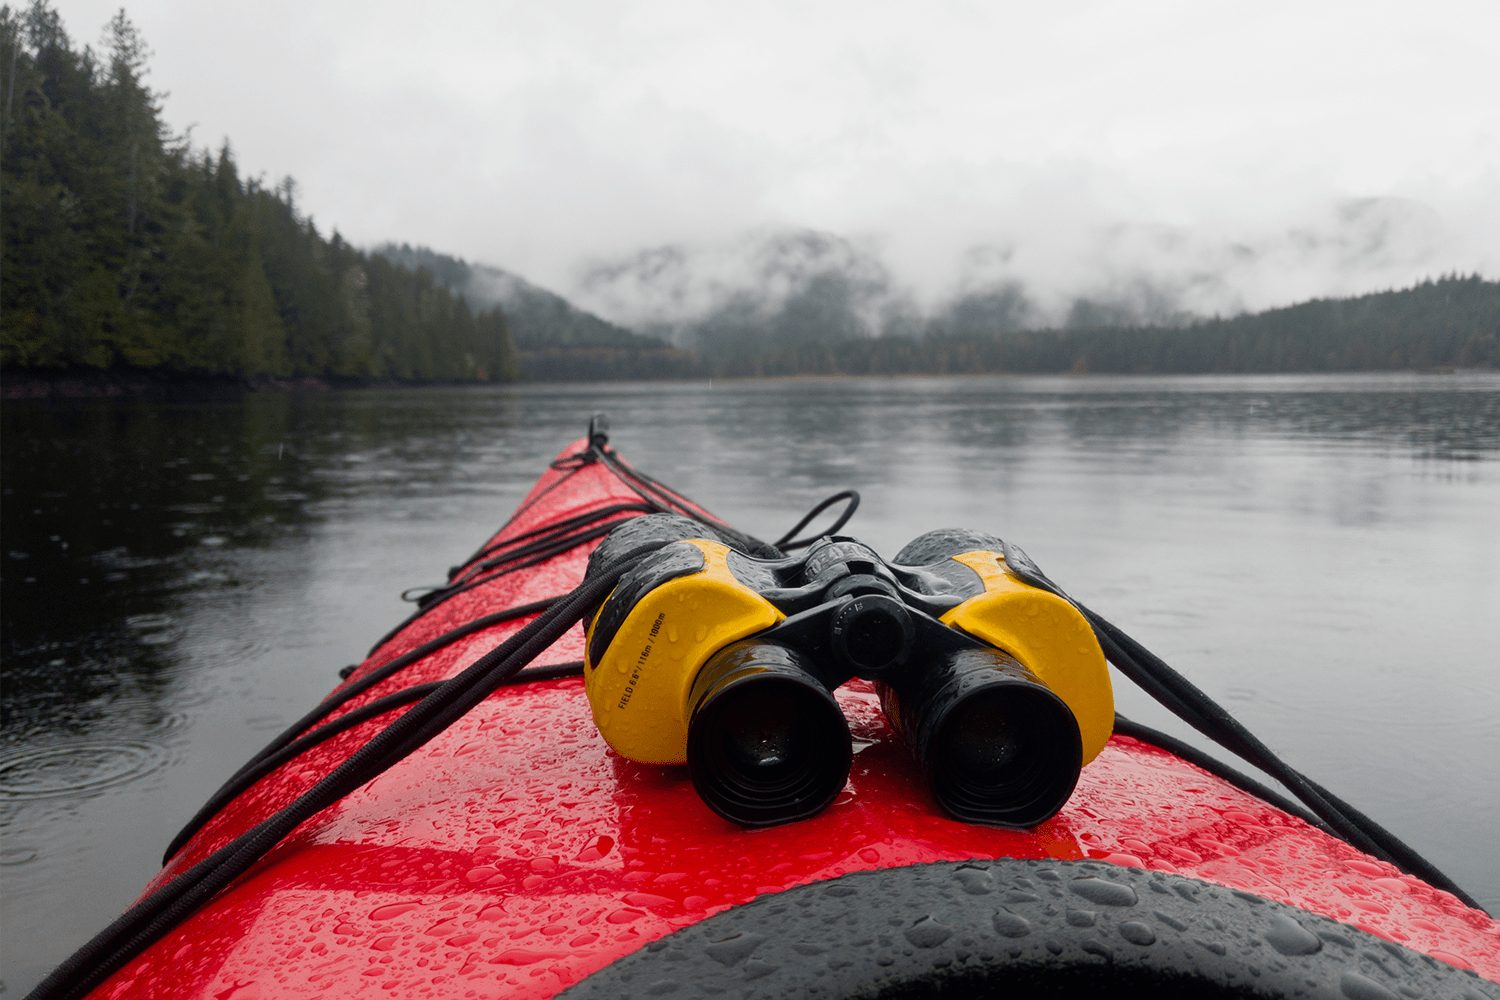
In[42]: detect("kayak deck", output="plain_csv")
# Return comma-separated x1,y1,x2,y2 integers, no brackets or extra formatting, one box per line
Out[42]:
97,441,1500,998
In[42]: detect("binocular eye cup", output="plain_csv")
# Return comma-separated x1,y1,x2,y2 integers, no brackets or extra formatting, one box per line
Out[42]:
880,648,1083,829
686,641,853,829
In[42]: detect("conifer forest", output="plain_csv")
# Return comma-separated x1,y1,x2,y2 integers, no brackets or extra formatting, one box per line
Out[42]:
1,4,520,383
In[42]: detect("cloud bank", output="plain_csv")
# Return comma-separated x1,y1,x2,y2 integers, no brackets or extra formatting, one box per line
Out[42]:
53,0,1500,325
574,196,1470,350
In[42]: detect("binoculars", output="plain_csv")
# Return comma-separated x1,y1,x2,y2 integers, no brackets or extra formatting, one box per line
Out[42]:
581,515,1114,829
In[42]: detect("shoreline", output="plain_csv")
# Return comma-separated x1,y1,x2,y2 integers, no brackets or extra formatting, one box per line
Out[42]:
1,364,1486,401
0,367,514,401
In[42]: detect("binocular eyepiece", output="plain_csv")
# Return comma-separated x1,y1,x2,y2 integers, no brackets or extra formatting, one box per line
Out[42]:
582,517,1113,830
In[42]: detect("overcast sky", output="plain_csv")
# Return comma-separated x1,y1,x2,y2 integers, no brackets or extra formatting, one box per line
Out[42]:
51,0,1500,320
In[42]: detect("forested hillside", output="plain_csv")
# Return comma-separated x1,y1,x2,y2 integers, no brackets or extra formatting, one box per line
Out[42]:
1,4,520,383
372,244,701,380
711,275,1500,378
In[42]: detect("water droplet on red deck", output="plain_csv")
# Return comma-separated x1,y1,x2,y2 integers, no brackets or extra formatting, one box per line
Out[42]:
1100,853,1145,869
214,983,261,1000
624,892,674,908
489,948,565,966
606,908,645,924
369,903,422,921
577,835,614,862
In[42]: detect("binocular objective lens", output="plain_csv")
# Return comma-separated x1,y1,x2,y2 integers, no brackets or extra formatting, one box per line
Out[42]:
939,694,1022,777
688,642,853,828
880,648,1083,830
929,684,1083,828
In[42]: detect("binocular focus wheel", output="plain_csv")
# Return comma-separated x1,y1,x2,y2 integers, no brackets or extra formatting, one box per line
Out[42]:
831,595,915,673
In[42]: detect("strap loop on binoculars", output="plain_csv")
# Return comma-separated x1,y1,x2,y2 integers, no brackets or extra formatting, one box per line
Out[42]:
772,489,861,551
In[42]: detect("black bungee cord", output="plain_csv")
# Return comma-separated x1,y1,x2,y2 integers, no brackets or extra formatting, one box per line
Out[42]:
1000,540,1481,909
30,418,864,1000
34,433,868,1000
164,426,862,866
30,543,671,1000
364,414,780,656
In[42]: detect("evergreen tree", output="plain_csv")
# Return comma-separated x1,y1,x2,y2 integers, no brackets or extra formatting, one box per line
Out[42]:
1,2,520,383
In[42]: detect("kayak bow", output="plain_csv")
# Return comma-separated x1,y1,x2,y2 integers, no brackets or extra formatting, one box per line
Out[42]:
36,425,1500,1000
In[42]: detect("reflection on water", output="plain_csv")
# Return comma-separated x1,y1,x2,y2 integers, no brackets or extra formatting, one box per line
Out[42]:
4,395,321,741
2,372,1498,991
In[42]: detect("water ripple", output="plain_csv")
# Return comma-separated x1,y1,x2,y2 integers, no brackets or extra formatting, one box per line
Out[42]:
0,740,173,800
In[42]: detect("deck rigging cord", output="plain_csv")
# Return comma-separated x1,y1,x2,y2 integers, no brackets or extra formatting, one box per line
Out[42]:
30,543,670,1000
998,541,1478,907
164,420,856,866
29,420,1478,1000
362,414,809,655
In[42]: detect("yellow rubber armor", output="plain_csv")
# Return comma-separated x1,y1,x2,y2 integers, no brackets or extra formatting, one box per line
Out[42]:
584,540,784,764
942,551,1114,764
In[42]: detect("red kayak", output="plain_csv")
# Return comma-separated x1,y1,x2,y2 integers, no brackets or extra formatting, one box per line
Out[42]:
40,427,1500,1000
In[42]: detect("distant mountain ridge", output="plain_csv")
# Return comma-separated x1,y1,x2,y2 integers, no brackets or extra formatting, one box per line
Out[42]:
370,244,702,381
573,203,1453,367
707,274,1500,378
371,244,662,351
371,242,1495,381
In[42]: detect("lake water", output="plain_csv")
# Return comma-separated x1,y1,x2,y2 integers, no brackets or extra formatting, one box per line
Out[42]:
3,372,1498,993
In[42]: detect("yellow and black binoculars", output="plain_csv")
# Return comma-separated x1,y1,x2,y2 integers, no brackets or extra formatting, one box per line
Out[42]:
582,515,1114,829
